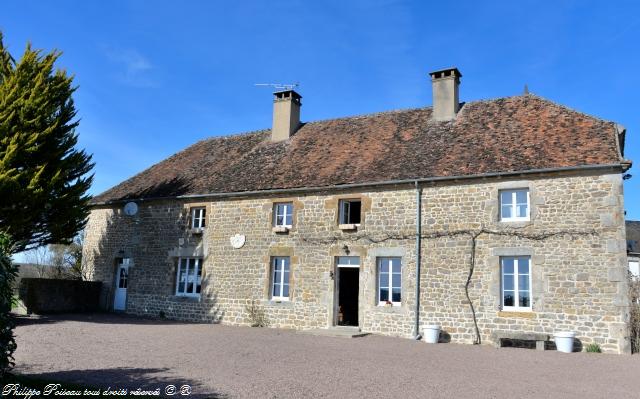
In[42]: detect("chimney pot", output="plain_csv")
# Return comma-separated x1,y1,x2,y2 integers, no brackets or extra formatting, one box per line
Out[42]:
429,67,462,121
271,90,302,142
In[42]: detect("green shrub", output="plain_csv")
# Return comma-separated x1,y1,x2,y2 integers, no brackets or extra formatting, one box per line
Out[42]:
585,343,602,353
0,233,17,378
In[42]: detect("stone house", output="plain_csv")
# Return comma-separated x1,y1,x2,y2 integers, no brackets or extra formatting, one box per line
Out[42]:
83,67,633,353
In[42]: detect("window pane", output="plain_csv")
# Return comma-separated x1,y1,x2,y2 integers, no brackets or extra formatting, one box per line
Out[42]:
500,191,512,206
276,215,284,226
392,288,401,302
274,270,281,284
501,205,512,219
273,283,281,297
379,259,389,273
340,201,349,224
380,288,389,302
178,268,186,293
282,284,289,297
337,256,359,266
186,263,195,294
503,275,514,291
379,273,389,288
285,213,292,226
283,270,290,284
283,257,290,270
518,258,530,274
517,204,528,218
515,190,528,204
519,291,530,307
518,277,529,292
503,291,515,307
502,258,514,274
392,273,401,288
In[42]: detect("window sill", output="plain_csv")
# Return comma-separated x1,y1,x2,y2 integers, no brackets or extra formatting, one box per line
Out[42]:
272,226,291,234
374,304,404,314
189,228,205,235
264,299,293,307
497,310,535,319
338,223,359,231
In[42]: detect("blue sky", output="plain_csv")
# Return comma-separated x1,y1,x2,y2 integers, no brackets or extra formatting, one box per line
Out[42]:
3,0,639,222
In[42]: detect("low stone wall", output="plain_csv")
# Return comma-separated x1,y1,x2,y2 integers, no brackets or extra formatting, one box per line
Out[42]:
19,278,102,314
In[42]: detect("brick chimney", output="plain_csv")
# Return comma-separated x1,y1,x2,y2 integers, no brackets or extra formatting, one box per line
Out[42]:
271,90,302,142
429,68,462,121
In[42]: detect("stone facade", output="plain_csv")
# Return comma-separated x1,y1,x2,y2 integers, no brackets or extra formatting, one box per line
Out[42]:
83,170,631,353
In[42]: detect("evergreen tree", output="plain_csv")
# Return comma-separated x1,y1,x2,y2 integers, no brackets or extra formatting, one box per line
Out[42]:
0,232,17,378
0,32,94,252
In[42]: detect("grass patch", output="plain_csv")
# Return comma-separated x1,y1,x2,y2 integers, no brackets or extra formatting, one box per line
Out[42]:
585,343,602,353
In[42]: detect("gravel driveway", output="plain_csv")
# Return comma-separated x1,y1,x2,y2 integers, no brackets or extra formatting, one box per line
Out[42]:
13,314,640,398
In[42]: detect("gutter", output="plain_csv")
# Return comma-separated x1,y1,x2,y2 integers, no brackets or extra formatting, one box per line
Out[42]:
414,181,422,340
91,163,627,206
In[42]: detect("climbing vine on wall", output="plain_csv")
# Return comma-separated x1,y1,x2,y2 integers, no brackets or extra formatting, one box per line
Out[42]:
300,227,599,345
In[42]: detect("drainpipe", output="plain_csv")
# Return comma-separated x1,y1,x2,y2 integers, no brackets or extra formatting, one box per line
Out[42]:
414,181,422,340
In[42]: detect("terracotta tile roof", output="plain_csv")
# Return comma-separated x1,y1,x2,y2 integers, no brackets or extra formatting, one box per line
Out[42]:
92,94,626,204
627,221,640,254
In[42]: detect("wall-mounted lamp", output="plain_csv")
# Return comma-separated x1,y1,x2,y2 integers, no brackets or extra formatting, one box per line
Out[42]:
342,244,350,255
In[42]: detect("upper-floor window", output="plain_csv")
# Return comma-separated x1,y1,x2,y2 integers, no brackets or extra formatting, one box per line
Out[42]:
273,202,293,228
339,199,361,225
378,257,401,306
191,207,206,229
176,257,202,297
271,256,290,301
499,189,529,222
501,256,531,311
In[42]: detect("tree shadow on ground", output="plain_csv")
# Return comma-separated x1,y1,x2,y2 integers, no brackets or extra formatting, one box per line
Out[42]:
15,367,225,399
13,312,206,327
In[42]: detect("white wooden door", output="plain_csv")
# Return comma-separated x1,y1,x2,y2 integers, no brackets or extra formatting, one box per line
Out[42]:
113,260,130,311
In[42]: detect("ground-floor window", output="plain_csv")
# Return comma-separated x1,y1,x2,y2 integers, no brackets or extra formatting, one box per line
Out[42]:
378,257,401,305
271,256,290,301
176,257,202,297
501,256,531,311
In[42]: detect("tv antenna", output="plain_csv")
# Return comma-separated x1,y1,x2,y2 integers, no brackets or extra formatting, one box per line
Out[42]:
254,82,300,91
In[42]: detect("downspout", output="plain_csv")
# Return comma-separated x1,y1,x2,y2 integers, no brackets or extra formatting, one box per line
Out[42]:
414,181,422,340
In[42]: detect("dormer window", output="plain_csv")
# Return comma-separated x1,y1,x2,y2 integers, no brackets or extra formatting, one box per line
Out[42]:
499,189,529,222
191,207,206,229
339,199,361,225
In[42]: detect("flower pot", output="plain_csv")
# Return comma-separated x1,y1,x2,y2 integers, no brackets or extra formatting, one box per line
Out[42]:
554,331,575,353
423,325,441,344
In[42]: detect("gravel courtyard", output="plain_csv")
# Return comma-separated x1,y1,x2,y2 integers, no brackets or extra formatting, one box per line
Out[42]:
13,314,640,398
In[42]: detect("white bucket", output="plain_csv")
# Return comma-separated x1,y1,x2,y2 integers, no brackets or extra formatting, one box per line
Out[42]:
554,331,576,353
423,325,441,344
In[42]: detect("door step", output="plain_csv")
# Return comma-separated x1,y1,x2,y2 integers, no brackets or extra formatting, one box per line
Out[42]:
300,326,369,338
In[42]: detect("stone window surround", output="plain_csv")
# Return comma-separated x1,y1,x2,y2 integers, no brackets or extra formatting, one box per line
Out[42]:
168,245,206,302
489,247,545,315
487,180,542,227
263,198,304,233
174,257,203,298
368,247,406,310
262,247,298,305
183,201,211,232
324,194,372,232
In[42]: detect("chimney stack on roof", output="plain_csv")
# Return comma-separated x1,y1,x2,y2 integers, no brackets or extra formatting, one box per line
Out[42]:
271,90,302,142
429,67,462,121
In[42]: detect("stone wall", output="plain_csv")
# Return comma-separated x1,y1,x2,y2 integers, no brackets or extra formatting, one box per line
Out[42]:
83,170,630,353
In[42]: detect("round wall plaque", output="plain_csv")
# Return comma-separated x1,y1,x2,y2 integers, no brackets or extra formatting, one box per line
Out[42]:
230,234,246,249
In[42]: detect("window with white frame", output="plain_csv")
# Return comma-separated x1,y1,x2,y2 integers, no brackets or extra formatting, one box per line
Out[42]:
271,256,290,300
191,207,206,229
273,202,293,227
378,257,401,305
339,199,361,225
501,256,531,311
499,189,530,221
175,257,202,297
